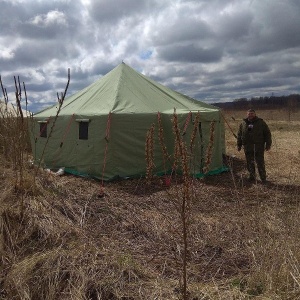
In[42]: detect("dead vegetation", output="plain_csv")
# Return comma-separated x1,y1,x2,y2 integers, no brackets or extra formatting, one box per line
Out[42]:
0,108,300,299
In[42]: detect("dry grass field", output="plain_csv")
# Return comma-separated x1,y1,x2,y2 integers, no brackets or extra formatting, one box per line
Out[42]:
0,108,300,300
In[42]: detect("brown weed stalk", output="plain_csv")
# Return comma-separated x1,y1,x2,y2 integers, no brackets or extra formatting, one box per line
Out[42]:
145,123,155,182
34,69,70,176
171,110,182,175
157,112,171,174
190,111,200,154
171,110,193,300
203,121,215,174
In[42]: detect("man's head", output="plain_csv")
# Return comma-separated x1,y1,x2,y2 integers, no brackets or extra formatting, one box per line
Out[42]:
247,109,256,120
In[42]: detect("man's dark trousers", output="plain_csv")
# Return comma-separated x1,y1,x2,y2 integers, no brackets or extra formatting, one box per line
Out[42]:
245,150,266,181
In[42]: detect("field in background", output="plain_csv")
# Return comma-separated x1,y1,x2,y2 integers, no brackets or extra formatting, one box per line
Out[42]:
224,108,300,186
0,108,300,300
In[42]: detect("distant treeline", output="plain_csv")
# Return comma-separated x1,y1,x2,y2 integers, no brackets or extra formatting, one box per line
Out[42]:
213,94,300,110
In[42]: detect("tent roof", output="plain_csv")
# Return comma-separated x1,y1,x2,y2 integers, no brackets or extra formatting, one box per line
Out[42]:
36,62,219,117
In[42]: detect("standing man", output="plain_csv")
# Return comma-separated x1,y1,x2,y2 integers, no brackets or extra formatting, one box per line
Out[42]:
237,109,272,183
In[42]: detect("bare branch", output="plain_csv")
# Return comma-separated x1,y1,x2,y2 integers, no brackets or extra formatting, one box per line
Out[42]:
0,75,9,105
14,76,24,122
23,81,28,112
35,68,71,173
62,68,70,101
4,88,8,104
18,76,22,99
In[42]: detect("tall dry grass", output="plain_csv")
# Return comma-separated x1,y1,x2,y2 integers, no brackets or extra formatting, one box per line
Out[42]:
0,106,300,300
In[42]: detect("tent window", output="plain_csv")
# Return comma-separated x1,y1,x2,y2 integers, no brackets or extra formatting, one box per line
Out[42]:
79,122,89,140
39,123,47,138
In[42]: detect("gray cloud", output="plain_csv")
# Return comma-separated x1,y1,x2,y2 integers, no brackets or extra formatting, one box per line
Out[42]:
152,19,213,46
159,44,223,63
0,0,299,112
88,0,162,24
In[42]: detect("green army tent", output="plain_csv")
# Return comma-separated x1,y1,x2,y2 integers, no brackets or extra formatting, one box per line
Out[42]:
31,62,226,180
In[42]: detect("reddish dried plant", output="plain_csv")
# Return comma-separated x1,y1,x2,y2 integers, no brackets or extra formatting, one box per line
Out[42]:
203,121,215,174
157,112,171,174
145,123,155,182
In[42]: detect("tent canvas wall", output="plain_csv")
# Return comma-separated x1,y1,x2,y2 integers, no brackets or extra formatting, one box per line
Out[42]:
31,63,226,180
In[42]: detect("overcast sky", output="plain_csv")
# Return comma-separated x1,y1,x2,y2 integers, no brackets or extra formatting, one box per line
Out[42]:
1,0,300,112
